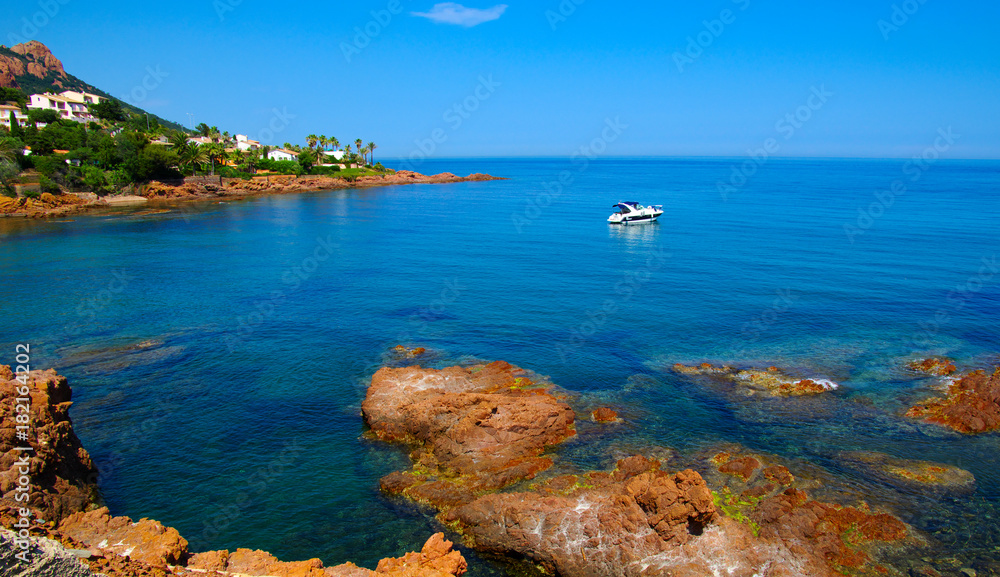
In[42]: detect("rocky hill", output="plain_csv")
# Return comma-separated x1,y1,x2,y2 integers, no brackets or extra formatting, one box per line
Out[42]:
0,40,184,131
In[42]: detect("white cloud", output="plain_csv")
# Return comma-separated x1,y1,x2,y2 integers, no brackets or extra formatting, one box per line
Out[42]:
411,3,508,27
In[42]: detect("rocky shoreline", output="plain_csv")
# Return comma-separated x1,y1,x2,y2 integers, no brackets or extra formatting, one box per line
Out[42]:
0,366,468,577
4,355,999,576
0,170,505,219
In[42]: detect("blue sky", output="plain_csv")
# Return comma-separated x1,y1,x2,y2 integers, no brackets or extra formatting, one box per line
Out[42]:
7,0,999,158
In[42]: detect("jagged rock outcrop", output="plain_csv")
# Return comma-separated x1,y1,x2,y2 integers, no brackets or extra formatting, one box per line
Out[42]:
0,366,99,523
187,533,467,577
0,40,68,89
58,508,187,569
364,361,576,508
0,367,467,577
672,363,839,396
907,366,1000,433
443,456,721,576
0,56,25,89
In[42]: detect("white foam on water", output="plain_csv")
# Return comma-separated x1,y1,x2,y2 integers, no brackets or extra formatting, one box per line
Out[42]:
809,379,839,391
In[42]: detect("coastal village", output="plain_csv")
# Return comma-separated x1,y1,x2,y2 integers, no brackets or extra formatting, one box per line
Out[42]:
0,40,409,216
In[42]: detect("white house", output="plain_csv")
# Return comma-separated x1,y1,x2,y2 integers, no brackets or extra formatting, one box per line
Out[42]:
322,150,346,161
59,91,103,105
0,104,29,129
235,134,261,151
268,149,299,162
187,136,213,146
28,92,95,122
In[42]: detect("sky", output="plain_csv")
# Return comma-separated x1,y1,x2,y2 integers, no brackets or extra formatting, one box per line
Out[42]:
5,0,999,159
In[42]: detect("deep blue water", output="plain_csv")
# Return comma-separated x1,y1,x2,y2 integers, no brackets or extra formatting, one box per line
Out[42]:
1,157,1000,572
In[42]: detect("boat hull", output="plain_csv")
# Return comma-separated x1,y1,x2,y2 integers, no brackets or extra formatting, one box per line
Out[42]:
608,212,662,225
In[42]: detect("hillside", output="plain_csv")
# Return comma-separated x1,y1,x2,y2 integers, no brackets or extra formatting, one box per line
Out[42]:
0,40,185,132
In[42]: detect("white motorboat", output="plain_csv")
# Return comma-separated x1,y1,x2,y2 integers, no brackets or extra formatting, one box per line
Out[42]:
608,202,663,225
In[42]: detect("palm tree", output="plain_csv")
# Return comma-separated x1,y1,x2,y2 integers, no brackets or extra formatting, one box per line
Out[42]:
329,137,340,152
245,150,260,174
354,139,363,162
344,144,352,158
367,142,376,165
196,123,211,137
307,134,318,150
0,137,20,164
203,143,225,176
181,145,207,175
209,129,222,144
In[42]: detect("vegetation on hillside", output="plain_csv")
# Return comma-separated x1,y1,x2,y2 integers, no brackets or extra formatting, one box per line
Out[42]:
0,86,386,198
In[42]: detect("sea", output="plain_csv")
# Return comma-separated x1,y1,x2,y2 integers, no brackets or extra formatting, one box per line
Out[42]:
1,157,999,574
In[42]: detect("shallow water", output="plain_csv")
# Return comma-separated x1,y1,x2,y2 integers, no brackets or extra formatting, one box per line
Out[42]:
1,157,999,573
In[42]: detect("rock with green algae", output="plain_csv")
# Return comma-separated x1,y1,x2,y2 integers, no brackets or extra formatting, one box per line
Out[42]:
836,451,976,494
671,362,839,397
363,361,576,508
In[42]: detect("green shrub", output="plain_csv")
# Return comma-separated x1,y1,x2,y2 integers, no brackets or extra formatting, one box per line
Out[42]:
23,189,41,199
81,166,110,194
310,165,342,176
38,175,61,194
32,155,63,177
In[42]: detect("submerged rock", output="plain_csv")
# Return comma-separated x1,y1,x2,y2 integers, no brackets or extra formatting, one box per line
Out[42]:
908,357,958,376
672,363,839,397
363,361,576,507
906,366,1000,434
836,451,976,495
365,361,911,577
591,407,620,422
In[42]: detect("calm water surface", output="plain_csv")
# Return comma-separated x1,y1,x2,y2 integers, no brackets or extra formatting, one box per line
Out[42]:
1,157,999,573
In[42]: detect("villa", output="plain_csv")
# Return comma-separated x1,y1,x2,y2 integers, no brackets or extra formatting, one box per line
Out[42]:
0,104,29,129
27,90,104,122
235,134,261,151
268,148,299,162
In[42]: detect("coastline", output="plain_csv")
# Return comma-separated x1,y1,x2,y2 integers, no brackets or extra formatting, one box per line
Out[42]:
9,355,995,576
0,170,506,219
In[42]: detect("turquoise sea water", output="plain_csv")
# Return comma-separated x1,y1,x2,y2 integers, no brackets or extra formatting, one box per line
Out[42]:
1,157,1000,573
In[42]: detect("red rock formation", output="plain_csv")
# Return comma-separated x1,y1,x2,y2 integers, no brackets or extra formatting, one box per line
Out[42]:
591,407,619,422
59,508,188,569
0,55,26,88
187,532,467,577
908,357,957,376
1,366,466,577
717,455,761,481
906,366,1000,433
0,365,99,523
10,40,67,79
443,456,719,576
364,362,575,507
